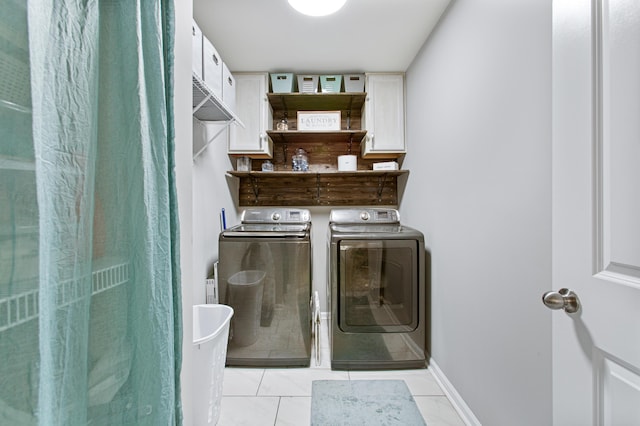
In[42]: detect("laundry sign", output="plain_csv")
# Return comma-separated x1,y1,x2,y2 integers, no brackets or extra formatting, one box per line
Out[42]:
297,111,341,131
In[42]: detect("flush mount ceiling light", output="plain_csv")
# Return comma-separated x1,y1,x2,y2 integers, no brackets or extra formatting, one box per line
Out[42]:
288,0,347,17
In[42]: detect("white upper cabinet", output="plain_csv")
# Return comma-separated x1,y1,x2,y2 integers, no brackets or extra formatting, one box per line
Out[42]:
361,73,406,158
229,73,273,158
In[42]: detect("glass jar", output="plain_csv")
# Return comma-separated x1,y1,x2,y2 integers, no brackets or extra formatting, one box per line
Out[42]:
261,160,274,172
276,117,288,131
292,148,308,171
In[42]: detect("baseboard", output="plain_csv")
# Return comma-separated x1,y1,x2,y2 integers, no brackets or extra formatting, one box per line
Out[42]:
428,358,482,426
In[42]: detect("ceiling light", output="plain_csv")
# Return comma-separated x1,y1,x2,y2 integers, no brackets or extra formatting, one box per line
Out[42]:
288,0,347,17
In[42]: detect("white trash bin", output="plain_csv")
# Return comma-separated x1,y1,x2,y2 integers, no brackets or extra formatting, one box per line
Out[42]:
226,270,265,347
193,304,234,425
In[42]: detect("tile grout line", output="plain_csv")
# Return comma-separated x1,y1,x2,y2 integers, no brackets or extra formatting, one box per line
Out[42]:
256,368,266,396
273,396,282,426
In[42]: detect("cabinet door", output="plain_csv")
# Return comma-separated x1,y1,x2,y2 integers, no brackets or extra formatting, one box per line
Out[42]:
361,73,406,157
229,73,273,157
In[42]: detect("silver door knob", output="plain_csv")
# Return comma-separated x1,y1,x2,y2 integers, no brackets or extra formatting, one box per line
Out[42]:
542,288,580,314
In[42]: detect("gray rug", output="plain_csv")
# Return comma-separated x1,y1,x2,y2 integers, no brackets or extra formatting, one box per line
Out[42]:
311,380,426,426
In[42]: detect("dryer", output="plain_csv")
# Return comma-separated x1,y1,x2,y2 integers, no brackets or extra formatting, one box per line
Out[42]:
327,208,426,370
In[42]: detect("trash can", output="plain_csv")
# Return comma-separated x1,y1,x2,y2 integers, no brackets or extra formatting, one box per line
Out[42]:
193,304,234,425
227,270,266,347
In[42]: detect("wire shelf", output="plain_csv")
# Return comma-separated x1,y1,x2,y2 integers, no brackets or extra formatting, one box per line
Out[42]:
192,74,243,125
0,261,130,332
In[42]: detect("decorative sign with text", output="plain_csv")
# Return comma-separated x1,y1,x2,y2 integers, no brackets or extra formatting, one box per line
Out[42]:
297,111,341,131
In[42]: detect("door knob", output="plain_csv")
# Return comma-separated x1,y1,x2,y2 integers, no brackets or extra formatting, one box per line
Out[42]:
542,288,581,314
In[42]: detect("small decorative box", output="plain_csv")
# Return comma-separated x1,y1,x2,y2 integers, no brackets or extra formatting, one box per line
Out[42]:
372,161,399,171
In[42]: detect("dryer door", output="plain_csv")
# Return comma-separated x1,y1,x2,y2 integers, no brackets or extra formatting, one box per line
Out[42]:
337,239,419,333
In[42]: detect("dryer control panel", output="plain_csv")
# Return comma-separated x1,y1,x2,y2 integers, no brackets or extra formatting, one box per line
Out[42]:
329,208,399,224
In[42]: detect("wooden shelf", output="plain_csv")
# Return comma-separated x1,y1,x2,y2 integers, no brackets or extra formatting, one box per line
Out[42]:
228,170,407,178
267,92,366,113
226,89,406,206
266,130,366,146
228,170,408,207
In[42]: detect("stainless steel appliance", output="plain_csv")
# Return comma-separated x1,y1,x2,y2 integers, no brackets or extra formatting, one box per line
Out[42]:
218,208,312,366
327,208,426,370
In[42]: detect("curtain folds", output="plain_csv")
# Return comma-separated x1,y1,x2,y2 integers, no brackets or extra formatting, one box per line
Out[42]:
0,0,181,424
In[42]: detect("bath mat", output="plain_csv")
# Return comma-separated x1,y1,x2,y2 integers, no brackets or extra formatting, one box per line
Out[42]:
311,380,426,426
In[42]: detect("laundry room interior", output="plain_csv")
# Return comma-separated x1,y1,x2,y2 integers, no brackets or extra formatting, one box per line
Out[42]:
6,0,639,423
182,0,551,425
3,0,581,424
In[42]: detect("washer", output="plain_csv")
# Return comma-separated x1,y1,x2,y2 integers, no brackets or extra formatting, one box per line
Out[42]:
327,208,426,370
219,208,312,367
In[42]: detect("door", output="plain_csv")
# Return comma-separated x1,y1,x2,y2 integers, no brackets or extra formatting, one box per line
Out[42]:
338,239,418,333
551,0,640,424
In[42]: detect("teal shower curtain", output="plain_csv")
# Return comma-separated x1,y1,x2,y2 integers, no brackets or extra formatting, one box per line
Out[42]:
1,0,182,424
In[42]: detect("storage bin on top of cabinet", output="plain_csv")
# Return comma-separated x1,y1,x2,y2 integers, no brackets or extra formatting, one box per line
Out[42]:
222,63,236,112
297,75,319,93
202,36,223,99
344,74,365,92
320,75,342,93
192,20,203,80
270,73,295,93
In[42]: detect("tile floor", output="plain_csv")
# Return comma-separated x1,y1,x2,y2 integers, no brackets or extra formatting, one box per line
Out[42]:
217,320,465,425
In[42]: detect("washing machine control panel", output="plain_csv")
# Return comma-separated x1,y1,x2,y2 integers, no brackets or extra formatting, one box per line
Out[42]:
241,208,311,224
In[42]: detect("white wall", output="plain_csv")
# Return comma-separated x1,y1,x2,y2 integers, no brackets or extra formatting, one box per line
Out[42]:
175,5,243,425
173,2,194,425
401,0,552,425
192,121,241,304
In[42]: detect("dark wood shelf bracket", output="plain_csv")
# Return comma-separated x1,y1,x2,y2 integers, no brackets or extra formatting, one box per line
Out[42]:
249,175,260,202
377,173,390,202
316,174,321,203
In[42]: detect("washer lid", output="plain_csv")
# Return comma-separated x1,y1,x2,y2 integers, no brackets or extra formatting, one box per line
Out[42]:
329,208,400,225
222,223,309,237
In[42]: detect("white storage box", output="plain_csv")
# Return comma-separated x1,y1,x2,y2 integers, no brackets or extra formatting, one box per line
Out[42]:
192,20,203,79
193,304,233,426
344,74,365,92
297,75,319,93
373,161,399,170
202,36,223,99
338,155,357,171
222,63,236,112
